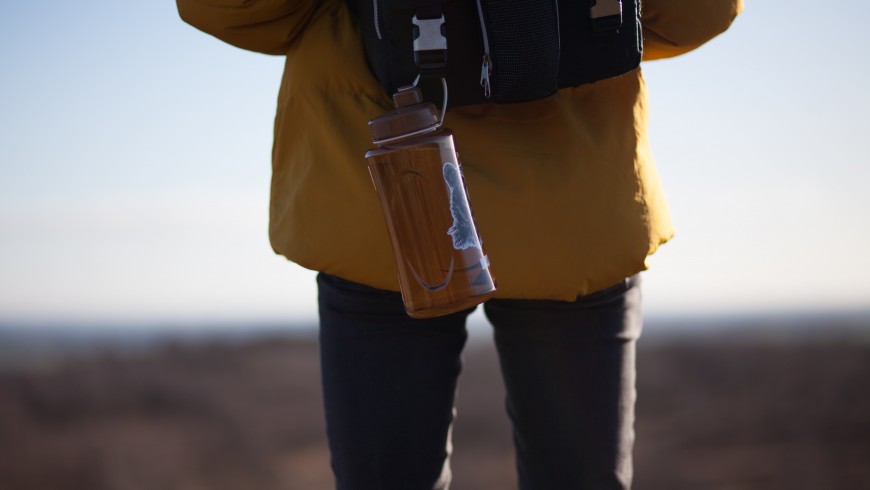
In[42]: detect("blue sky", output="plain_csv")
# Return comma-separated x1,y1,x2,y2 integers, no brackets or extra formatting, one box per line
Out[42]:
1,1,868,326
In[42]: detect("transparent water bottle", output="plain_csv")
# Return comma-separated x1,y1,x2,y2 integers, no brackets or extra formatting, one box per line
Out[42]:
366,85,496,318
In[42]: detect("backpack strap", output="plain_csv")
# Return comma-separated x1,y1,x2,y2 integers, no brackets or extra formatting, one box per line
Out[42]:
346,0,642,108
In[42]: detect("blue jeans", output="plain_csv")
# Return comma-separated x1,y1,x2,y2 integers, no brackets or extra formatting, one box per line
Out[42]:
317,273,642,490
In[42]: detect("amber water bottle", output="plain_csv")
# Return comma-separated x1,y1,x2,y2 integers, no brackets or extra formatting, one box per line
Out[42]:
366,85,496,318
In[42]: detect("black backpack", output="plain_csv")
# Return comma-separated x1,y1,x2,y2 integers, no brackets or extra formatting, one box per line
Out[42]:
345,0,642,108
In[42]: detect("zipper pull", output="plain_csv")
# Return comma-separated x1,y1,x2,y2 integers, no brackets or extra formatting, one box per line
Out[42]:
480,55,492,99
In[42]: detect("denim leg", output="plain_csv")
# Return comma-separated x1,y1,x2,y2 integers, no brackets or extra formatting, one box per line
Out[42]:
317,273,471,490
483,275,643,490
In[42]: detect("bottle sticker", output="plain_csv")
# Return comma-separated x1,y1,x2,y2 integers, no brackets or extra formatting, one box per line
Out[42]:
442,162,482,251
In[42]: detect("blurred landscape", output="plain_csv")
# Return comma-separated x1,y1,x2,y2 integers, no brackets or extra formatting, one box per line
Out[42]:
1,315,869,490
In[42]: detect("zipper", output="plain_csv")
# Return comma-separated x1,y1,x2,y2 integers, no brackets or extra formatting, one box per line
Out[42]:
480,54,492,99
474,0,492,98
373,0,383,40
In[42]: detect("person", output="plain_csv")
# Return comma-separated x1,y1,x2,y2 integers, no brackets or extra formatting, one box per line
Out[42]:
176,0,741,488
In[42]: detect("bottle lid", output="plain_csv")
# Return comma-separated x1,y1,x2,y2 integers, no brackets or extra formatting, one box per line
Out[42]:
369,86,438,144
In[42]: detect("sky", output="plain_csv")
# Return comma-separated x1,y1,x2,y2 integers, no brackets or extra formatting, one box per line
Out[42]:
1,1,868,328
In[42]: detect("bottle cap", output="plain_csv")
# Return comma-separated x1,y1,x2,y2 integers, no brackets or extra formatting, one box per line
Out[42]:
369,86,438,144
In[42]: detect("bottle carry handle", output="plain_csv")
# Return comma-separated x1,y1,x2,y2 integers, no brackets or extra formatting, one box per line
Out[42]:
412,75,448,128
370,77,448,147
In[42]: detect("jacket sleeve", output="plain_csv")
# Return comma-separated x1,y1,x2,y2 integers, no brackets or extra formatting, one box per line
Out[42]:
641,0,743,60
176,0,326,55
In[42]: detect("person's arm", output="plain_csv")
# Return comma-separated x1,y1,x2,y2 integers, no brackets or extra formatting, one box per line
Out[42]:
641,0,743,61
176,0,325,55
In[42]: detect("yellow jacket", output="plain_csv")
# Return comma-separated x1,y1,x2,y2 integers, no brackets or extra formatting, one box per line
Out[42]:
177,0,742,300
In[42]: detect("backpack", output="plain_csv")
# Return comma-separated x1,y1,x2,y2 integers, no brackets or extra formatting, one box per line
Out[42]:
345,0,643,108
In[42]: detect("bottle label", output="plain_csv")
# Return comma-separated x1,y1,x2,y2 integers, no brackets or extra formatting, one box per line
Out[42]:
442,161,482,251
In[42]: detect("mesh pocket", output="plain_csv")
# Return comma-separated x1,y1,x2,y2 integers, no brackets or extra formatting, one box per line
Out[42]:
480,0,560,103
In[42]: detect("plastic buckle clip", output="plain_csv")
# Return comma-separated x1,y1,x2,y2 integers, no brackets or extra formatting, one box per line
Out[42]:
412,15,447,74
590,0,622,32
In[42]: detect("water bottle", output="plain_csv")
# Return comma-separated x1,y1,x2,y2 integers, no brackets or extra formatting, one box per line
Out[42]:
366,85,496,318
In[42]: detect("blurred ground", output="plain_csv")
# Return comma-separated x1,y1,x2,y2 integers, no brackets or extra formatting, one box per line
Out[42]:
0,321,868,490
